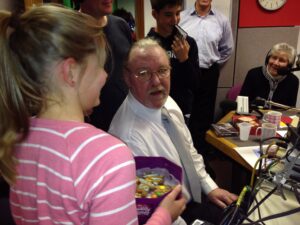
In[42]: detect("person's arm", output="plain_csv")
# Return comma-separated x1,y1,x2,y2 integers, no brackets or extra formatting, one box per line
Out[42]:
116,15,134,44
172,37,200,92
145,185,186,225
217,18,234,65
207,188,238,208
186,129,218,194
183,125,238,208
172,36,190,63
145,207,172,225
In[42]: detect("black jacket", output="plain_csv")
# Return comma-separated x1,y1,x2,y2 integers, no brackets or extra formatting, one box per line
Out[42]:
147,28,201,115
89,15,132,131
240,66,299,107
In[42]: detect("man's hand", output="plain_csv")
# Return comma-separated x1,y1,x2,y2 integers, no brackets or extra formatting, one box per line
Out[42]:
171,36,190,62
207,188,238,208
159,185,187,222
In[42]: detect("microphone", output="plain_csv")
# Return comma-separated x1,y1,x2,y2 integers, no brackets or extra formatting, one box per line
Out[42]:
251,97,266,107
277,67,300,75
254,96,288,109
254,97,300,112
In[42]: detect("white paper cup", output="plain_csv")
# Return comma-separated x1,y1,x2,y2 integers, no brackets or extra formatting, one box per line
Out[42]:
238,122,252,141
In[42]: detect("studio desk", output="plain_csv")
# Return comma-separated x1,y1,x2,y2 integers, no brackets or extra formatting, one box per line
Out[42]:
205,110,299,171
205,110,300,225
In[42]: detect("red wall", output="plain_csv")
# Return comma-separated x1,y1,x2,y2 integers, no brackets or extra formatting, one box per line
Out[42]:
239,0,300,28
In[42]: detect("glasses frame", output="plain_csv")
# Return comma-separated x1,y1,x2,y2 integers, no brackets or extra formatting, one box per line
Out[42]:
126,66,171,82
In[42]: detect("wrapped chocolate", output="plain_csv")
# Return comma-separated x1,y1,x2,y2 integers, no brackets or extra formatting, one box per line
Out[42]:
136,168,179,198
134,156,182,225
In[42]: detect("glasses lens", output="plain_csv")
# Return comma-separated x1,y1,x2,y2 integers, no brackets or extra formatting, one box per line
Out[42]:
136,70,150,81
158,68,170,78
135,67,170,81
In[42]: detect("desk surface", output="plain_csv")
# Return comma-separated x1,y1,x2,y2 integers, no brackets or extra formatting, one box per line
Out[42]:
205,110,297,171
206,111,254,171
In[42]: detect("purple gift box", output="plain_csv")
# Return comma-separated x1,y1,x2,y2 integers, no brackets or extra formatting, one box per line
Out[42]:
134,156,182,225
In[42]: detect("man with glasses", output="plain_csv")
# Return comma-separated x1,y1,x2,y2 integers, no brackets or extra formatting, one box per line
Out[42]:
147,0,200,123
109,38,237,225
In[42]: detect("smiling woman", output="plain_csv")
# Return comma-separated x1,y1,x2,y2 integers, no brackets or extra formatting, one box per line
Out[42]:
240,42,299,108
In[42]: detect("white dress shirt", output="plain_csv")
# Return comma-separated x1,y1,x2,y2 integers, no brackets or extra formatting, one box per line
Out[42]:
180,7,233,68
109,92,218,203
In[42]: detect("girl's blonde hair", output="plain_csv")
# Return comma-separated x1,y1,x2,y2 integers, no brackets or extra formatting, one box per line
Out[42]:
0,4,107,184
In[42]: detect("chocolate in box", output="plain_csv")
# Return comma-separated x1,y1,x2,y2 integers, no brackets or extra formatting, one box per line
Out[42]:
134,156,182,225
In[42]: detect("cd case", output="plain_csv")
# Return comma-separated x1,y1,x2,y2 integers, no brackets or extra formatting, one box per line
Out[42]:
211,123,238,137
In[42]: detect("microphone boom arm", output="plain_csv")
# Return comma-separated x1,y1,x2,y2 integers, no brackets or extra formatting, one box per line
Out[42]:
255,97,300,112
267,100,300,112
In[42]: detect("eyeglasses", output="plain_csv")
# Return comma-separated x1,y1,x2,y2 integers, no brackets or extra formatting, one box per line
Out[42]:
131,67,171,82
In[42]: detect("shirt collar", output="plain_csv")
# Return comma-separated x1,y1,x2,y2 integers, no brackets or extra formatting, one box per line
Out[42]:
127,92,163,124
190,5,215,16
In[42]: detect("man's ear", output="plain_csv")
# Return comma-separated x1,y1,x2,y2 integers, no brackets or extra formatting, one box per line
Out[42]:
61,58,79,87
123,69,131,88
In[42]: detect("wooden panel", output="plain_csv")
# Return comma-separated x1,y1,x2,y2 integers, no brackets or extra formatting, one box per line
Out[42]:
135,0,144,39
24,0,43,10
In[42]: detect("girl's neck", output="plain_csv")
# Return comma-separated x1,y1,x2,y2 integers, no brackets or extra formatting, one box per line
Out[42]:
38,104,84,123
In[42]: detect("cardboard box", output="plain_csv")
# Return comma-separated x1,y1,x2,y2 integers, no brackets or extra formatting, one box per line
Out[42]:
232,114,260,135
134,156,182,225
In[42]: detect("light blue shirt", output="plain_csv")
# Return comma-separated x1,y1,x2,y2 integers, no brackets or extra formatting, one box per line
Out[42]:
180,7,234,68
109,92,218,203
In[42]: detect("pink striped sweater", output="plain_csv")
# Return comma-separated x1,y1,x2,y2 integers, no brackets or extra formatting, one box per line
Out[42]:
10,118,170,225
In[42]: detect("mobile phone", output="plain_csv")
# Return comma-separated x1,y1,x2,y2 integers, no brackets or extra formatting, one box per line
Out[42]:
174,24,187,40
191,219,204,225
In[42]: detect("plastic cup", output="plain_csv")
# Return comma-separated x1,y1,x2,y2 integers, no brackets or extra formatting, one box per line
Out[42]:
238,122,252,141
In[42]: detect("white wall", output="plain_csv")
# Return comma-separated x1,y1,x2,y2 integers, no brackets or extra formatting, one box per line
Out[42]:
116,0,135,16
0,0,12,10
144,0,155,35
